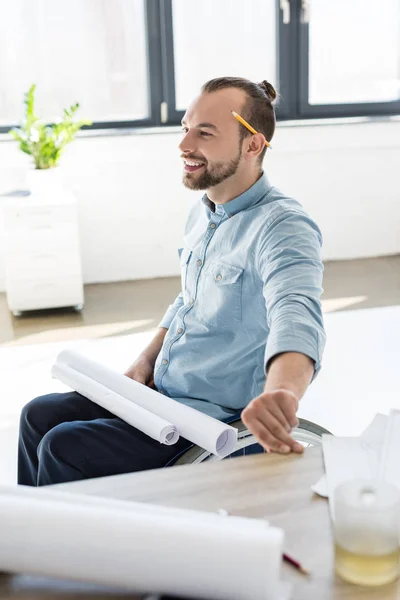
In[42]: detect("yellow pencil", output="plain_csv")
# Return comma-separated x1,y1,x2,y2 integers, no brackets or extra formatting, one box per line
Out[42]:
231,110,272,148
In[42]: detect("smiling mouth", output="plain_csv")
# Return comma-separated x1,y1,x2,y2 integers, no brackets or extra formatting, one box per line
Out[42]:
183,159,205,173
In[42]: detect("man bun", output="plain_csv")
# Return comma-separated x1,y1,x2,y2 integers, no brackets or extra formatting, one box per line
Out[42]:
259,80,277,102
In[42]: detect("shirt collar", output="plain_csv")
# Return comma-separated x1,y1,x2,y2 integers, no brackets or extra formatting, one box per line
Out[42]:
201,173,272,218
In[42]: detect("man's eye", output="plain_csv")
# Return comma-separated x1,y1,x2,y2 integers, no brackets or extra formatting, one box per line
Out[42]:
200,131,211,137
181,128,188,134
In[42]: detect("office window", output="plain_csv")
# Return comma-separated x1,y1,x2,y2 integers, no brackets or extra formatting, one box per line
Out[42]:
171,0,277,112
308,0,400,105
1,0,399,132
0,0,149,126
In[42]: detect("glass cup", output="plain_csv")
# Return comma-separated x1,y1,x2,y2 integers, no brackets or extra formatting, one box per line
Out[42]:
333,479,400,586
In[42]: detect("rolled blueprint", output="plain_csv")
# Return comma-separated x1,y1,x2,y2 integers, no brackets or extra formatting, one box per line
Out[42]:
51,363,179,446
0,484,268,530
0,486,286,600
54,350,238,458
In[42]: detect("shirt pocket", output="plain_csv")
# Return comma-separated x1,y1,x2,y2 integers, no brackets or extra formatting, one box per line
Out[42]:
198,261,244,327
178,247,192,303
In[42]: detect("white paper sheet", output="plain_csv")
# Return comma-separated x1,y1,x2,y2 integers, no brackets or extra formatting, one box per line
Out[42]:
312,415,389,499
54,350,238,458
360,413,389,456
311,474,328,498
322,435,379,519
379,410,400,484
52,363,179,446
4,484,268,529
0,486,285,600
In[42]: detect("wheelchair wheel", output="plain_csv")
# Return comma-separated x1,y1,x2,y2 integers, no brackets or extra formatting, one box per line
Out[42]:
174,418,331,465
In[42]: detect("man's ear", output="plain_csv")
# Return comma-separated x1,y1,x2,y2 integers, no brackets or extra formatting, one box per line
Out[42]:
245,133,266,160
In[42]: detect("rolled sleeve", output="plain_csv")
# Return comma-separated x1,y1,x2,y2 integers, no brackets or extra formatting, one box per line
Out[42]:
258,209,326,381
158,292,184,329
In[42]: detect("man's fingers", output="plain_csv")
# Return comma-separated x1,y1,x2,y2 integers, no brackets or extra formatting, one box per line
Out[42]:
245,400,296,447
272,390,299,428
243,405,293,452
243,405,303,453
258,411,301,451
286,411,299,429
269,404,292,432
247,417,290,453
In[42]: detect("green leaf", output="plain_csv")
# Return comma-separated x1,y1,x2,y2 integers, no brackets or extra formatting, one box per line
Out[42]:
11,85,92,168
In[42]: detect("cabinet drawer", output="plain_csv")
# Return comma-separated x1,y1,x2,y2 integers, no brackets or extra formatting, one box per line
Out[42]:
5,251,82,281
6,277,84,311
3,204,76,232
4,228,80,256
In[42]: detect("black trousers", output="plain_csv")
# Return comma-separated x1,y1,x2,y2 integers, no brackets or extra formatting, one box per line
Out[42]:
18,391,193,486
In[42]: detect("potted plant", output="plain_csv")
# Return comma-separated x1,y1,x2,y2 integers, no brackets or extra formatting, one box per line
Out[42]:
9,84,91,195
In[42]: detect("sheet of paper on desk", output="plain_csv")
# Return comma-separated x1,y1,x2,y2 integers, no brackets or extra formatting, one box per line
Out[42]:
311,413,389,500
379,410,400,484
321,435,380,519
0,485,288,600
360,413,389,452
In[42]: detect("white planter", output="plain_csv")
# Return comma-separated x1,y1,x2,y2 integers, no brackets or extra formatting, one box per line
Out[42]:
26,167,63,196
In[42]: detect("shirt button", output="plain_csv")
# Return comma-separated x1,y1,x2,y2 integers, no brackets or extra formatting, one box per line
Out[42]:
209,222,216,229
216,274,222,281
196,259,202,266
177,328,183,334
162,359,168,365
189,298,194,305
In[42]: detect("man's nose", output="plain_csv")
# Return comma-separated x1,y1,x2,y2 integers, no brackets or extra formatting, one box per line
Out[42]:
178,130,197,154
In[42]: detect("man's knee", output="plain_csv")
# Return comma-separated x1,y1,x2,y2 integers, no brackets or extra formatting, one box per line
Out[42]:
37,421,82,466
19,391,83,439
20,394,57,436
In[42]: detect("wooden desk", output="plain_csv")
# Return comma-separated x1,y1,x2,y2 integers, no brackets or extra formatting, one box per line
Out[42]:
1,447,399,600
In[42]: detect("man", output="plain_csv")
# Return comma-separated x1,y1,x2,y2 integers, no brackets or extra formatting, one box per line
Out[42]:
18,77,325,486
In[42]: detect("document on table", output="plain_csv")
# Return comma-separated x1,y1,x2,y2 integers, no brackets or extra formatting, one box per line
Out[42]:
313,411,400,519
311,414,388,499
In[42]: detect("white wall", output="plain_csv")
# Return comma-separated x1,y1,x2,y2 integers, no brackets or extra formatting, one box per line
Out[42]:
0,118,399,292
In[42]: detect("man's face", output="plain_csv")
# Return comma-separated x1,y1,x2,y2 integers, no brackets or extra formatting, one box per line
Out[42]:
179,88,248,191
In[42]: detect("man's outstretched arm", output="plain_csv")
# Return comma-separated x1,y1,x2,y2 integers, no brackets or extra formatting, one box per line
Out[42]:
242,209,326,453
242,351,314,454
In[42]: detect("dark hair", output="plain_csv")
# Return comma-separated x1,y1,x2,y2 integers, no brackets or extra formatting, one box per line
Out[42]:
201,77,277,162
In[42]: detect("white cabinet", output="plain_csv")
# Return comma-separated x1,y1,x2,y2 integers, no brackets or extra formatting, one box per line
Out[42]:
1,191,84,315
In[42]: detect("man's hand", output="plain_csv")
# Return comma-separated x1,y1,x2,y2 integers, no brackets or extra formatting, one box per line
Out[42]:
241,389,304,454
124,356,156,389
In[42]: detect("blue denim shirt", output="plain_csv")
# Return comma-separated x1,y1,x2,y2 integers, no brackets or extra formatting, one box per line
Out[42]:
154,174,326,420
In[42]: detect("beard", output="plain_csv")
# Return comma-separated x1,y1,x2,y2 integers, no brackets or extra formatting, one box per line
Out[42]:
182,147,242,191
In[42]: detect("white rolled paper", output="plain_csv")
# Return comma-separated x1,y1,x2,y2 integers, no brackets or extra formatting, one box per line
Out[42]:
0,486,285,600
55,350,238,458
51,363,179,446
3,484,269,529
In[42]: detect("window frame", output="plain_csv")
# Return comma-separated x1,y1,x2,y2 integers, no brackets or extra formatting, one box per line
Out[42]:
158,0,291,124
297,0,400,119
0,0,399,135
0,0,163,134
